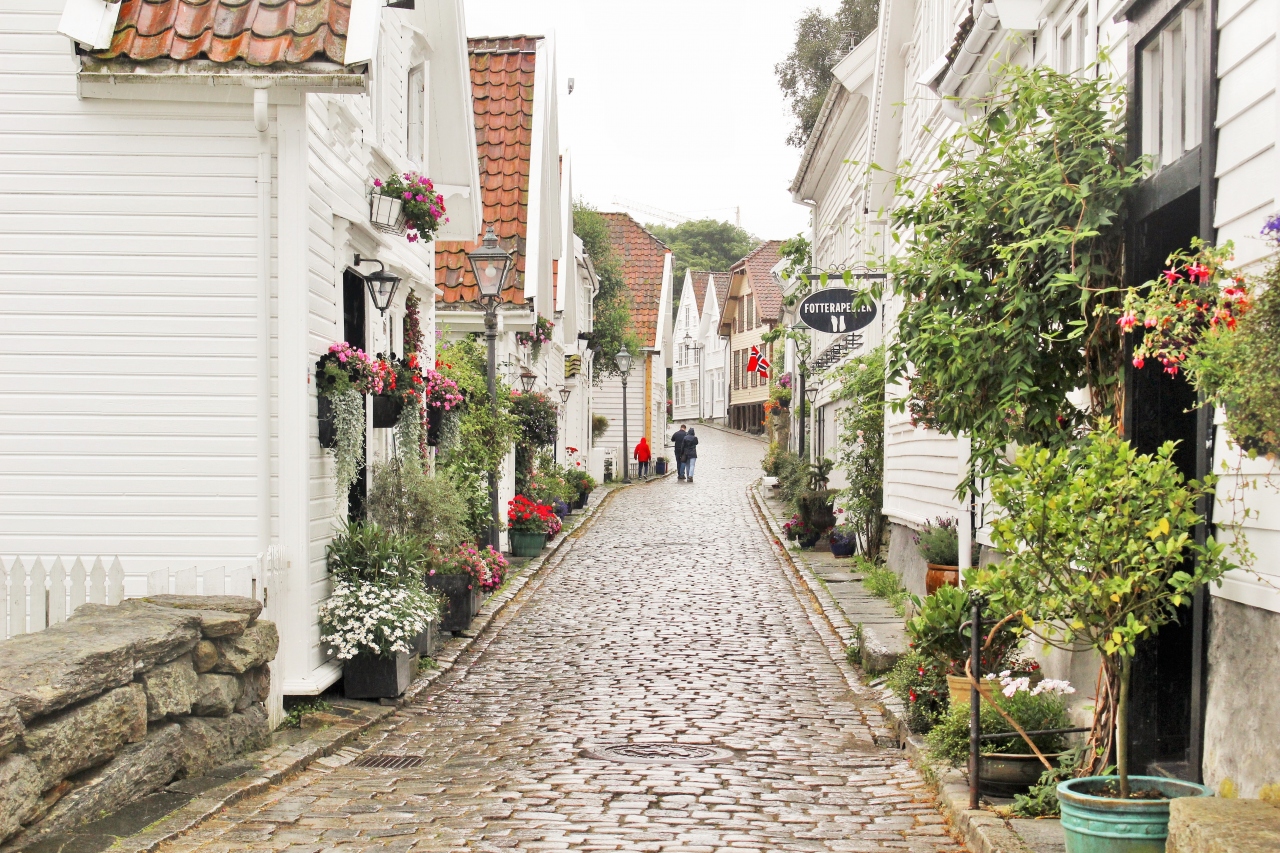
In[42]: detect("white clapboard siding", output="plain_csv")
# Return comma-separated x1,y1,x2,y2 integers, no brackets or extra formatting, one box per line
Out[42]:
0,548,282,640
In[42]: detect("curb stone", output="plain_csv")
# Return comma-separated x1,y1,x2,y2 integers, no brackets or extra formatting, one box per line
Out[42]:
749,480,1042,853
25,484,632,853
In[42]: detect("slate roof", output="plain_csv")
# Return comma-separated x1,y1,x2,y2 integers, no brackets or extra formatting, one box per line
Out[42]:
90,0,350,66
435,36,540,306
601,212,669,347
731,241,785,323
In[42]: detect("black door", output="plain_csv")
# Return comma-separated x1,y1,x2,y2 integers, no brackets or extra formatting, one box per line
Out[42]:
343,270,368,522
1124,187,1200,778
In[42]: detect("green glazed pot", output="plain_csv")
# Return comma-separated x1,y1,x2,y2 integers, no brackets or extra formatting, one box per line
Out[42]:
1057,776,1213,853
509,530,547,558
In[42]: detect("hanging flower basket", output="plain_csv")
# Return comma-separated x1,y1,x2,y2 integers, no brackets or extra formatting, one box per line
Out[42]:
371,394,402,429
369,192,406,235
372,173,449,244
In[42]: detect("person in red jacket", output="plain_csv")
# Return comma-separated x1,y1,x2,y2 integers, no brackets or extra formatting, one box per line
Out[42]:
634,436,652,478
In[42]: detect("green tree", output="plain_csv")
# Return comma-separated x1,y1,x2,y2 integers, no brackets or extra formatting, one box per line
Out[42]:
776,0,880,148
648,219,760,287
573,200,642,380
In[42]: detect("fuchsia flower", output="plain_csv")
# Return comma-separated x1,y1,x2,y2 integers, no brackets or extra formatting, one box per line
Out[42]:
373,178,383,187
1187,262,1211,281
1118,310,1138,331
1163,268,1183,284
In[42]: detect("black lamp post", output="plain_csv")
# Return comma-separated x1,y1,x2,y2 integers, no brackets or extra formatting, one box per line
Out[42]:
467,225,514,551
804,385,819,460
558,386,571,462
615,347,633,483
519,371,537,394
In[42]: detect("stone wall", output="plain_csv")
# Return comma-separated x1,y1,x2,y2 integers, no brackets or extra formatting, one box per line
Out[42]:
885,522,928,597
1202,596,1280,798
0,595,278,846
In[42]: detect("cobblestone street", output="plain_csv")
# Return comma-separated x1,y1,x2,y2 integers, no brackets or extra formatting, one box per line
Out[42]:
160,428,964,853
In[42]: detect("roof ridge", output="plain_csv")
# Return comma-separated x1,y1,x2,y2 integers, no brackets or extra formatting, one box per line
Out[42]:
599,211,670,253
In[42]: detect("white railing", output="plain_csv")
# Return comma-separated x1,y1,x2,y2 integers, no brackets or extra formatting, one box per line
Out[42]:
1,548,285,642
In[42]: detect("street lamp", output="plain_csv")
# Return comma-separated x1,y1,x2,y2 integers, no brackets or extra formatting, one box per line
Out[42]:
466,225,514,551
557,386,572,464
558,386,572,404
615,347,633,483
804,385,819,460
519,371,537,393
353,254,402,315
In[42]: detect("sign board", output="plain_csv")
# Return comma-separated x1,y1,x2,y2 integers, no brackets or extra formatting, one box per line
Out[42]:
797,288,877,334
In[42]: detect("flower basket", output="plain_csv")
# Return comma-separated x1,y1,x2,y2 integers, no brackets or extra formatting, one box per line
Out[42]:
425,406,443,446
369,192,406,235
509,530,546,557
830,536,856,558
425,573,476,633
343,650,414,699
317,395,338,449
372,394,402,429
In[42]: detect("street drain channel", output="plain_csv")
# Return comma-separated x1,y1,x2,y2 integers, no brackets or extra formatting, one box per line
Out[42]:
584,743,734,764
350,754,428,769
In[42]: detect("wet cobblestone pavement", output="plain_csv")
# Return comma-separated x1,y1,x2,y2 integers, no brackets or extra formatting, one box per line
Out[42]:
160,428,966,852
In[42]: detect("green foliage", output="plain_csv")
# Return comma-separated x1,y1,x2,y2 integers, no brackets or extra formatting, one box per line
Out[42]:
887,64,1144,491
974,426,1233,792
591,413,609,443
775,0,880,147
778,234,812,284
833,346,885,557
573,201,643,379
914,517,979,565
1011,747,1097,818
511,391,559,447
855,556,909,616
926,688,1071,765
775,449,808,506
886,651,950,733
906,583,1020,676
326,521,427,587
278,698,333,730
366,460,469,550
648,219,759,289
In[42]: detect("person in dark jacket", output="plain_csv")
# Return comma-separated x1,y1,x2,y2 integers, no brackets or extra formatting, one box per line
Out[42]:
683,428,699,482
671,425,688,479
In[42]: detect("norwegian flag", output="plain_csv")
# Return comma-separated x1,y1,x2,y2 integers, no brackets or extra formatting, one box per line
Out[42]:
747,345,760,373
756,352,770,379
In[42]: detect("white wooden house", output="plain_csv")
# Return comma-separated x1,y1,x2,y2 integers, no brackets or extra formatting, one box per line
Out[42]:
0,0,483,703
697,272,732,424
672,270,722,423
796,0,1280,795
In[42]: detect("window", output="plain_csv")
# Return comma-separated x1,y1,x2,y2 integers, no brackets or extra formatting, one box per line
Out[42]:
690,380,699,408
407,65,425,164
745,293,755,330
1140,1,1205,168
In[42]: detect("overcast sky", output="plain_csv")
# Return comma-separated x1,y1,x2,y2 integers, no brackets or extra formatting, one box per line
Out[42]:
464,0,836,242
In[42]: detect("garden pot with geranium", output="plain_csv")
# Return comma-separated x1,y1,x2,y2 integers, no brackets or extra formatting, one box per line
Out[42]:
508,494,553,557
971,428,1230,845
516,315,554,360
371,393,403,429
316,343,396,504
905,583,1026,706
319,521,441,699
424,565,475,633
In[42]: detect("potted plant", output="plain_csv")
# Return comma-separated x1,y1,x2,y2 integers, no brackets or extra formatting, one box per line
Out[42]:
783,515,821,548
906,583,1027,705
508,494,553,557
372,172,448,243
926,673,1077,795
319,521,441,699
424,547,479,633
419,366,464,446
914,517,981,594
974,428,1227,846
655,456,668,475
829,519,858,557
372,353,413,429
516,314,554,360
316,343,393,504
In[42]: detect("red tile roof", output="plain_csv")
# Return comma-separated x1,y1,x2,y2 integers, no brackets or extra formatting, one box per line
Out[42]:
91,0,349,66
712,273,730,314
601,213,669,347
732,240,785,323
435,36,540,306
690,271,728,319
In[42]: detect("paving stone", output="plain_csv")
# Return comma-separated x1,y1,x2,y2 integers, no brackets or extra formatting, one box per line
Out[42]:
145,430,965,853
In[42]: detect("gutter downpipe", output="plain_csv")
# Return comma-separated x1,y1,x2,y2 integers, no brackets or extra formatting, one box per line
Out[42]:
936,3,1001,123
252,83,272,557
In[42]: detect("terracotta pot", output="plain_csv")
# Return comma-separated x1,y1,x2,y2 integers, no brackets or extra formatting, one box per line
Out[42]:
926,563,960,595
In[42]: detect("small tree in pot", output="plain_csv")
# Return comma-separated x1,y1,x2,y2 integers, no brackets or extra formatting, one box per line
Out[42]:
974,427,1230,806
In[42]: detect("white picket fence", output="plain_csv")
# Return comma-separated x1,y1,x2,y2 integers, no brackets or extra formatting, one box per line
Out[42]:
0,548,285,642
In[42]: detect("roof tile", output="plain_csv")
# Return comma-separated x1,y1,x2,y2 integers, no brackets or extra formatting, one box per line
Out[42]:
730,241,785,323
435,36,542,306
602,212,669,347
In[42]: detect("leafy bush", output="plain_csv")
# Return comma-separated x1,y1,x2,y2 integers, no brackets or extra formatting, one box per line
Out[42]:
591,413,609,442
855,556,909,616
886,651,949,733
366,461,469,549
925,675,1075,765
326,521,427,587
833,346,886,558
511,390,558,447
906,583,1021,676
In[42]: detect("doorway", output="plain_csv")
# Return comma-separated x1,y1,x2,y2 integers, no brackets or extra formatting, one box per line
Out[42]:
343,269,368,522
1124,187,1201,778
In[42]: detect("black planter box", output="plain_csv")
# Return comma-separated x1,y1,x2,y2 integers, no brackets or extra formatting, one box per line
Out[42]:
372,394,402,429
318,395,338,448
426,573,476,633
425,406,443,446
343,650,415,699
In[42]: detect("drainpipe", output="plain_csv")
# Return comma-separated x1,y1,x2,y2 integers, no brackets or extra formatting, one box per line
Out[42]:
936,3,1001,123
252,82,272,556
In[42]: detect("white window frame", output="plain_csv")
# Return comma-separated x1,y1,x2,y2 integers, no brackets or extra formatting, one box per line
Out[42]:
407,64,425,165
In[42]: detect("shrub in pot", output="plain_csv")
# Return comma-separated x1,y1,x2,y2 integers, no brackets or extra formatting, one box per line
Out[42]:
885,651,949,733
906,583,1028,705
425,543,505,633
914,517,979,594
926,673,1076,795
829,522,858,557
508,494,554,557
973,427,1228,843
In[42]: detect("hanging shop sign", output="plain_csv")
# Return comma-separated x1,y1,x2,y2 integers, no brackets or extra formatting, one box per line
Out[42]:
797,287,877,334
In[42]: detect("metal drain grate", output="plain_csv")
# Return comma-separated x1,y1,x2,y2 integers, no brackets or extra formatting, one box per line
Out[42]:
585,743,733,764
350,754,427,769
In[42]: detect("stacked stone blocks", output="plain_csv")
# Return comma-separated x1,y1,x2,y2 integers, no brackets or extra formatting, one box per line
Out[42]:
0,594,278,846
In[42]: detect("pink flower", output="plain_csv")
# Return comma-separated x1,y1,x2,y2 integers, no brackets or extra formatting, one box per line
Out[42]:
373,178,383,187
1187,263,1210,281
1118,310,1138,331
1163,269,1183,284
1133,357,1145,369
416,194,425,202
403,192,412,200
407,232,419,242
1144,316,1158,328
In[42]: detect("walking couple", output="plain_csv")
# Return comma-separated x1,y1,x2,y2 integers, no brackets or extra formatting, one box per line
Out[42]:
670,424,699,482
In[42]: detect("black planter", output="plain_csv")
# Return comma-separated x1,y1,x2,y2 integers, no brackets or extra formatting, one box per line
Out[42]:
343,650,414,699
426,573,476,633
654,459,668,475
799,533,821,548
412,619,440,657
372,394,402,429
318,395,338,449
830,537,856,558
425,406,443,446
575,492,587,510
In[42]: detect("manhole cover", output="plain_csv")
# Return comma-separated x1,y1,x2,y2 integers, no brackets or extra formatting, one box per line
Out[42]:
585,743,733,764
350,754,427,769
